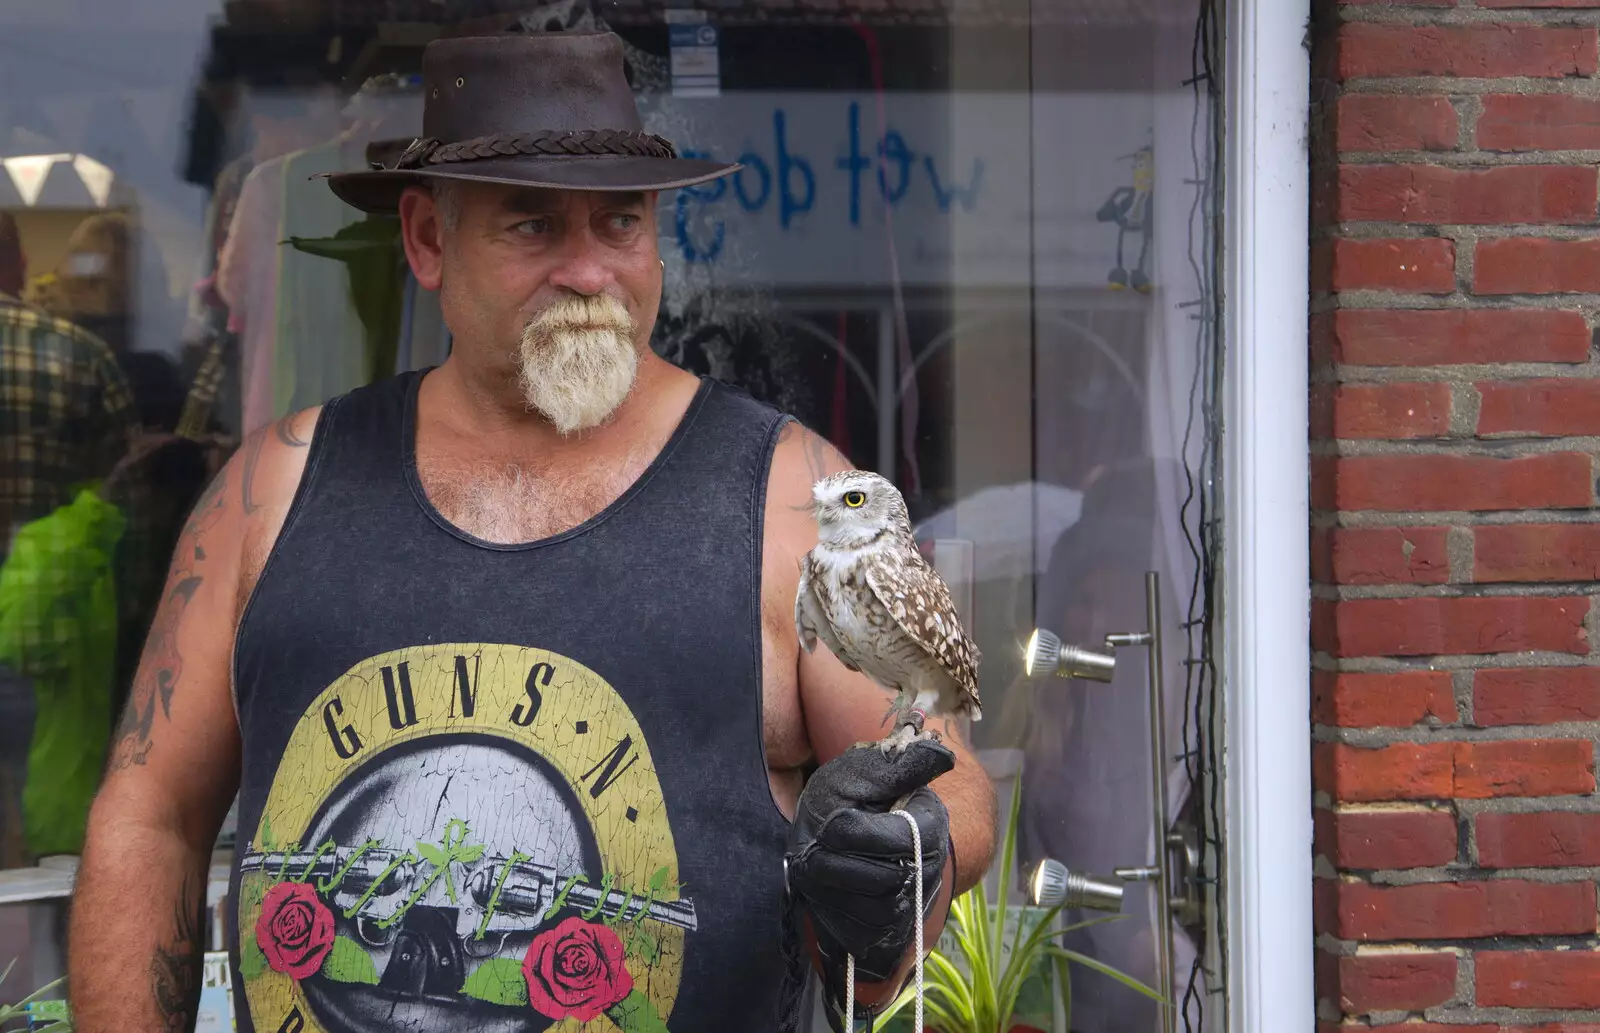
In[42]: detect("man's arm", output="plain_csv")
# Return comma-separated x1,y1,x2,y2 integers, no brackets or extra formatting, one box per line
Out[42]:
68,409,317,1032
766,418,999,1004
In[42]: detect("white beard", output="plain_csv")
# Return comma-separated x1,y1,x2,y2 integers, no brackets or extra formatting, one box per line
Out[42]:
516,293,638,435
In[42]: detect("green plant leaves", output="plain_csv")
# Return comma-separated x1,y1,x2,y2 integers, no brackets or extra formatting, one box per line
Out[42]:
461,958,528,1006
1045,947,1164,1001
321,936,380,985
873,770,1171,1033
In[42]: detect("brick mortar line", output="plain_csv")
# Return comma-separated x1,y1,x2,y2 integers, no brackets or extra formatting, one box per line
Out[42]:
1335,78,1600,97
1323,298,1600,310
1325,511,1600,527
1314,436,1600,454
1340,152,1600,166
1318,799,1600,818
1337,8,1600,26
1321,722,1600,745
1428,1010,1600,1026
1461,92,1483,152
1318,652,1600,672
1362,867,1600,887
1318,367,1600,383
1457,797,1600,816
1317,932,1600,954
1322,291,1600,308
1321,584,1600,600
1328,224,1600,238
1455,664,1476,720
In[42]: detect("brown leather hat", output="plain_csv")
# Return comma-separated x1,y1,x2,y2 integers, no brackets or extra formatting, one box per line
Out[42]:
325,31,739,214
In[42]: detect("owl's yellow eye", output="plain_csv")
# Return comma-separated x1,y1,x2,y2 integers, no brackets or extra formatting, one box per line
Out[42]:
843,490,867,508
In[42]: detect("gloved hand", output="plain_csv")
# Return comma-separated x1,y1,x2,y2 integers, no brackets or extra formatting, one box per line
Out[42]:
784,737,955,1027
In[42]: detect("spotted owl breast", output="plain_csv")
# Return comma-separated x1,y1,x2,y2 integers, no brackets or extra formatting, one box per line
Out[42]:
815,565,926,690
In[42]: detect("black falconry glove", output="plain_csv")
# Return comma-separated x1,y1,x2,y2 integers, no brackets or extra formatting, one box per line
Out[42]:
784,736,955,1032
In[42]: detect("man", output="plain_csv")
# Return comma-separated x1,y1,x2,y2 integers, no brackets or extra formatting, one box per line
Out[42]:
68,31,996,1033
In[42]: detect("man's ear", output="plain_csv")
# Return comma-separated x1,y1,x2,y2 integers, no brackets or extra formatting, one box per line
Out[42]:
398,186,444,291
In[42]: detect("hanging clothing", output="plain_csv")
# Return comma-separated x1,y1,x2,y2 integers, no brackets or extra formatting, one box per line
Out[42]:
278,139,407,417
217,157,289,438
0,487,125,857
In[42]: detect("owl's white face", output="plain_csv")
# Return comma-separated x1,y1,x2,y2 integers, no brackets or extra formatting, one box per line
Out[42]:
811,470,911,548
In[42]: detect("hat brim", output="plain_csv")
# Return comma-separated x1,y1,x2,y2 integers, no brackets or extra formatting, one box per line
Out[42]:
323,154,741,214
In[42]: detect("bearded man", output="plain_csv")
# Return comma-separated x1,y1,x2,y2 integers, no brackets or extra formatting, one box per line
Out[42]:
67,31,995,1033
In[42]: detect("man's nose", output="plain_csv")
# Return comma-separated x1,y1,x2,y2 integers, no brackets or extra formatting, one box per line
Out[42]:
545,230,615,296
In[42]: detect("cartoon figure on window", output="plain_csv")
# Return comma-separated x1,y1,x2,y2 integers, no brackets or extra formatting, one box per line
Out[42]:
233,645,691,1033
1096,145,1154,293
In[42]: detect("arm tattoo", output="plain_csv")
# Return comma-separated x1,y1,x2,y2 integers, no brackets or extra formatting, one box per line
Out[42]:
778,418,850,512
802,425,836,482
241,415,308,513
274,413,309,448
151,872,205,1032
108,468,228,770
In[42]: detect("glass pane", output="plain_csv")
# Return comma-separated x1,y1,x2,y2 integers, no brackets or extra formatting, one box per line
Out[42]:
0,3,1221,1030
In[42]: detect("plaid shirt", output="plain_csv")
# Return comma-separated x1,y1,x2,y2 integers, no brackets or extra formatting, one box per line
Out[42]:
0,293,141,539
0,293,160,673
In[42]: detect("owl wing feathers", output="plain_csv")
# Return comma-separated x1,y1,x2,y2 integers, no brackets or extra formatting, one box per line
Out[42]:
795,556,819,654
796,552,861,671
860,549,982,708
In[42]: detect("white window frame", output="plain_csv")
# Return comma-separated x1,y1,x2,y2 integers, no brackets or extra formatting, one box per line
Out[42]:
1222,1,1314,1032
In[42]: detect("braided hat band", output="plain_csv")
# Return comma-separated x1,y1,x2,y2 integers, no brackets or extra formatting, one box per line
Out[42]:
392,129,679,170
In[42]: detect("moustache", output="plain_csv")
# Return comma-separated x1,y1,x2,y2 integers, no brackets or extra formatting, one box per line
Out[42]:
523,294,634,339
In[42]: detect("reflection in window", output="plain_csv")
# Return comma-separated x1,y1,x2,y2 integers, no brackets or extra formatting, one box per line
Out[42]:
0,3,1222,1031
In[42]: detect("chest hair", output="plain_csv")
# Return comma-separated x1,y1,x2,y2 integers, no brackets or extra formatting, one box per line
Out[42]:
420,455,643,544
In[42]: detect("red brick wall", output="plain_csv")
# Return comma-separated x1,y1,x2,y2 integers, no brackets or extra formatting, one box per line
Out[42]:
1311,1,1600,1029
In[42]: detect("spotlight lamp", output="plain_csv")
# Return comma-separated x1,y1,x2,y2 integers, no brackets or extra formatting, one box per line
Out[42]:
1028,858,1125,913
1022,628,1119,682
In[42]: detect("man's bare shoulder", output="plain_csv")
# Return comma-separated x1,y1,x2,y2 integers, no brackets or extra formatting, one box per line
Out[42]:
766,416,853,522
234,407,323,590
762,417,854,589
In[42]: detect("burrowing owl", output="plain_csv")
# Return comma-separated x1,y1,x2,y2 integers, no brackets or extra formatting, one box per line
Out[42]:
795,470,983,753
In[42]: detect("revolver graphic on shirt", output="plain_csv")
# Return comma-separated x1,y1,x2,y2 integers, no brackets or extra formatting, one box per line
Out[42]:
238,844,698,934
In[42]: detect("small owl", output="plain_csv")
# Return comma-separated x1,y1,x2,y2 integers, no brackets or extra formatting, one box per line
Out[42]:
795,470,983,753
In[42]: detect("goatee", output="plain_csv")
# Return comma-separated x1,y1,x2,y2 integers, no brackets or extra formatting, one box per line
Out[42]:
516,293,638,435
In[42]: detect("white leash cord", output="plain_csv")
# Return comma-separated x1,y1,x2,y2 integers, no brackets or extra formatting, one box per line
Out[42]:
843,809,924,1032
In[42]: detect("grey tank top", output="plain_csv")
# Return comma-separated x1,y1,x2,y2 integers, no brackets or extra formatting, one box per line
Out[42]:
225,369,793,1033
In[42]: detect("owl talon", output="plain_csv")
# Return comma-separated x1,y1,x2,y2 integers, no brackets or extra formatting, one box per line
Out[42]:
878,721,922,756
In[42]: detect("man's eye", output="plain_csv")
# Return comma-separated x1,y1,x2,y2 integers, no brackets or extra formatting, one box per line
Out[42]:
607,213,641,232
514,218,554,235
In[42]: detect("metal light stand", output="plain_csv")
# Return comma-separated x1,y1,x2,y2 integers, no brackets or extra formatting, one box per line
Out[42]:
1106,571,1177,1033
1027,571,1195,1033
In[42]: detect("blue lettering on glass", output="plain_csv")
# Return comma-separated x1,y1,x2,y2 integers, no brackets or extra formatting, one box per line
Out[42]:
734,153,771,211
924,154,985,213
670,101,987,262
835,102,872,227
674,149,726,263
877,131,914,205
773,110,814,229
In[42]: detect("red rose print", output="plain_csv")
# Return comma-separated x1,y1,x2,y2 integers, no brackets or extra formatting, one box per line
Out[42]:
523,917,634,1021
256,882,336,980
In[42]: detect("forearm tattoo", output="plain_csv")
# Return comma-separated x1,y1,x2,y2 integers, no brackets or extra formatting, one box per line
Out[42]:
151,873,205,1032
108,467,227,770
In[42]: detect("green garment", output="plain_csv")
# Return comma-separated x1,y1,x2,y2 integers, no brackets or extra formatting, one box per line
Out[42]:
0,487,126,856
285,215,405,391
277,140,406,417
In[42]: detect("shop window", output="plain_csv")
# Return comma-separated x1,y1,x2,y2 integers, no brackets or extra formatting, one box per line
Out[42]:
0,3,1223,1031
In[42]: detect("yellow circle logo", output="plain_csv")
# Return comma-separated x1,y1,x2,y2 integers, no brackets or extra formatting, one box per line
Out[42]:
235,644,686,1032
